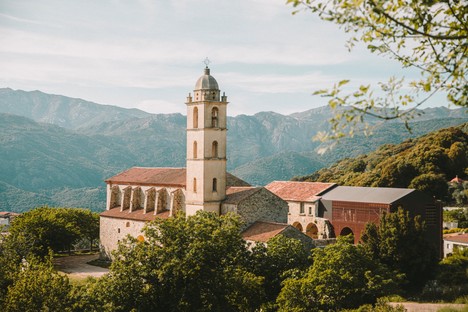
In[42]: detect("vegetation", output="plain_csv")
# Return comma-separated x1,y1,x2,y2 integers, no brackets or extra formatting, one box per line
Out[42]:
296,124,468,202
444,208,468,228
288,0,468,138
277,236,399,311
1,210,467,310
6,207,99,258
361,208,438,291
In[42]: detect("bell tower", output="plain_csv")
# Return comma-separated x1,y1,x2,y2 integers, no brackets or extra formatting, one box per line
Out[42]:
185,65,228,216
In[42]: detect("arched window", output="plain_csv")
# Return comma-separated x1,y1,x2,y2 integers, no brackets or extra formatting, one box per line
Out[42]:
193,178,197,193
212,141,218,158
193,107,198,128
212,178,217,192
211,107,219,127
193,141,198,159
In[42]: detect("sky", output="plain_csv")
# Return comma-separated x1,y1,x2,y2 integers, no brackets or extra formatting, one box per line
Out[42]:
0,0,447,116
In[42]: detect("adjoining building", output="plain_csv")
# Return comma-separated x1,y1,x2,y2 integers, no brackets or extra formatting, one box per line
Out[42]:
444,233,468,257
265,181,336,239
0,211,19,231
320,186,443,257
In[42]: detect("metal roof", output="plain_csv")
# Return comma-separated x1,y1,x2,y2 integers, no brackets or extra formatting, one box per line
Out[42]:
321,186,415,204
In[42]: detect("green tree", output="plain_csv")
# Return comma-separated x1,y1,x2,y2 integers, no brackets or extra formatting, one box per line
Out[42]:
288,0,467,138
2,258,72,312
409,173,448,200
361,208,438,291
7,207,99,258
277,236,399,311
250,234,311,308
96,211,264,312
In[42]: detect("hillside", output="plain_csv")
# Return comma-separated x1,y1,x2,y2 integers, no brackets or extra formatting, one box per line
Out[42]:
1,88,468,211
296,123,468,201
0,88,150,129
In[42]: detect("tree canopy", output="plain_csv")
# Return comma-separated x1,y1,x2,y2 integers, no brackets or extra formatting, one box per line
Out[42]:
296,124,468,202
361,208,438,291
288,0,468,138
276,236,399,311
7,207,100,258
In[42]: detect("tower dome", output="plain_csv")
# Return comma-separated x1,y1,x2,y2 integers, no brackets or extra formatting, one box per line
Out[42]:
194,67,219,90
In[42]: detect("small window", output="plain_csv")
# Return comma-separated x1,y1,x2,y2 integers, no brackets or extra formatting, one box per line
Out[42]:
211,107,219,128
193,107,198,128
308,206,312,215
193,178,197,193
193,141,198,158
126,222,130,228
117,228,120,233
300,203,304,214
212,178,217,192
212,141,218,158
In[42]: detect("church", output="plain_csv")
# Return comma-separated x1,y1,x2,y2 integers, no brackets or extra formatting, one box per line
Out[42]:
99,66,442,260
99,66,309,259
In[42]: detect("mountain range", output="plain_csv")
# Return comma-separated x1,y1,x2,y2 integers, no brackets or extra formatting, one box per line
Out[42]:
0,87,467,212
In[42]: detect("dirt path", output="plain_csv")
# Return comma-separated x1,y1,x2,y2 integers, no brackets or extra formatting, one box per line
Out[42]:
54,254,109,278
389,302,467,311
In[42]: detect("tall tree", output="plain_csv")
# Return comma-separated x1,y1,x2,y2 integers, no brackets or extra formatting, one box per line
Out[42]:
2,258,72,312
96,211,264,312
276,236,399,311
288,0,467,138
361,208,438,291
7,207,99,258
250,234,311,308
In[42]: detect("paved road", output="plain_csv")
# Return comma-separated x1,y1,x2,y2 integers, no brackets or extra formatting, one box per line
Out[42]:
54,254,109,278
390,302,467,311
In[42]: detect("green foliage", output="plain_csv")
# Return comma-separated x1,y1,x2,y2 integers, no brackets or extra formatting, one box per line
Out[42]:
277,237,399,311
250,234,311,307
288,0,468,138
422,249,468,302
7,207,100,258
361,208,438,291
444,208,468,228
2,258,72,312
95,211,264,312
298,124,468,202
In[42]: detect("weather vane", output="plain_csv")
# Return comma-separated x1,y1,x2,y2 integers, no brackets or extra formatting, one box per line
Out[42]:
203,57,211,67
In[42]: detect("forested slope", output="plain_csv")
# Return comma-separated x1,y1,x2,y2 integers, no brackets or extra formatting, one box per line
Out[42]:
296,123,468,201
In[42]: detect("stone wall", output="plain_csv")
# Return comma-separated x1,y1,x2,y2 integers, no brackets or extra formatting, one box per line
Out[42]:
99,216,147,260
236,188,288,229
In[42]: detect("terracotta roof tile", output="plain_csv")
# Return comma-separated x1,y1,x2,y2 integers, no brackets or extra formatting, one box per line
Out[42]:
241,221,289,242
100,207,170,222
444,233,468,244
105,167,250,188
450,176,464,183
224,187,261,204
265,181,336,202
0,212,20,217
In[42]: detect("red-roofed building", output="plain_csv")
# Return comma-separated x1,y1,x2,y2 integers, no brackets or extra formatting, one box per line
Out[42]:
265,181,336,239
450,175,465,184
444,233,468,257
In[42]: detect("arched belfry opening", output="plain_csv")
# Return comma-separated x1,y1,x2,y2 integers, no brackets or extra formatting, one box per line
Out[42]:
211,107,219,128
193,107,198,128
212,141,218,158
